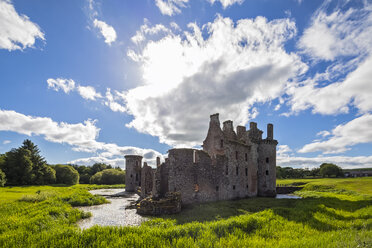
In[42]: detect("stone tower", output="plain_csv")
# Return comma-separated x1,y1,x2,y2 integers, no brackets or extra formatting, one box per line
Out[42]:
202,113,224,158
257,123,278,197
125,155,143,192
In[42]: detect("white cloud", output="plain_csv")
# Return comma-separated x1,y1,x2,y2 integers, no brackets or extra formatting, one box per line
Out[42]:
286,53,372,115
285,2,372,117
0,109,99,150
298,1,372,61
317,130,330,138
299,114,372,154
278,153,372,169
93,19,117,45
104,89,126,113
131,21,171,45
277,145,292,157
47,78,127,112
2,140,11,145
155,0,189,16
0,109,163,167
154,0,244,15
125,16,307,147
77,85,102,100
47,78,76,94
208,0,244,9
0,0,44,51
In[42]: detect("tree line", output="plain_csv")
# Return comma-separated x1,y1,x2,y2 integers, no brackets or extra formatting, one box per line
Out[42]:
277,163,344,179
0,140,125,186
0,139,346,187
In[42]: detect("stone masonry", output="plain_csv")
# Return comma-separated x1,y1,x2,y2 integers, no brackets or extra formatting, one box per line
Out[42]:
125,113,278,206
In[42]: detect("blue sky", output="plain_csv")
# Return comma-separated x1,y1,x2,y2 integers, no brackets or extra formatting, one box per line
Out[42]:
0,0,372,169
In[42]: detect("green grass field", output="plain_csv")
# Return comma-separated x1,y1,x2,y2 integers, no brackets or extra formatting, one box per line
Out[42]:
0,179,371,247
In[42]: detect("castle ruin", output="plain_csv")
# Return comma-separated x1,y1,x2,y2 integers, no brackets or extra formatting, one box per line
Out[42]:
125,113,278,208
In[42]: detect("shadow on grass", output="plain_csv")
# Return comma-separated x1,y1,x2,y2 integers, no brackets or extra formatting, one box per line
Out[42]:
160,195,372,231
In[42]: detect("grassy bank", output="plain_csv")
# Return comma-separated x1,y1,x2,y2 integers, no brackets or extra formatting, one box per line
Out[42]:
0,179,371,247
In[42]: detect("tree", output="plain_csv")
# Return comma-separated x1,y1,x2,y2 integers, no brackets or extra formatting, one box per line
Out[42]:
91,163,112,175
2,147,33,185
43,165,56,184
54,165,79,185
90,169,125,185
0,140,56,185
320,163,343,178
0,169,6,187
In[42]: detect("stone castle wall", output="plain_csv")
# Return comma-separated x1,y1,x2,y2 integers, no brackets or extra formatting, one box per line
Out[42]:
125,113,278,205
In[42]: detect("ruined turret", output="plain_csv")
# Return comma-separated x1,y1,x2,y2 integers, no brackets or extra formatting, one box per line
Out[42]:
202,113,225,158
257,123,278,197
223,120,237,140
125,155,142,192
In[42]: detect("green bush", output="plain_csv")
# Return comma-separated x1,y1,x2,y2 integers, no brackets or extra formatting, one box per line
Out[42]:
54,164,80,185
90,169,125,185
320,163,343,178
0,169,6,187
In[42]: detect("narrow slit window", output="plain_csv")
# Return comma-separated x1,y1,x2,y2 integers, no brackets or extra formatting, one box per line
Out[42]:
225,165,228,175
194,184,199,192
266,170,269,175
245,153,248,161
220,139,224,148
266,157,269,163
233,185,236,190
135,173,138,181
236,167,239,175
216,186,219,191
236,151,238,159
246,184,248,189
245,167,248,176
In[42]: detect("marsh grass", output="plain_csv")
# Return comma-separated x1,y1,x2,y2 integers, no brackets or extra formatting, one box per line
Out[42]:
0,179,371,247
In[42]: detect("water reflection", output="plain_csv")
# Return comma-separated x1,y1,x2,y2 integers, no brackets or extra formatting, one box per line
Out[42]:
276,194,301,199
77,189,148,229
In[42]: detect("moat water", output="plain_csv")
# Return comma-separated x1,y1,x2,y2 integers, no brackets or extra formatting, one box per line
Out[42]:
276,194,301,199
77,189,148,230
77,190,301,229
